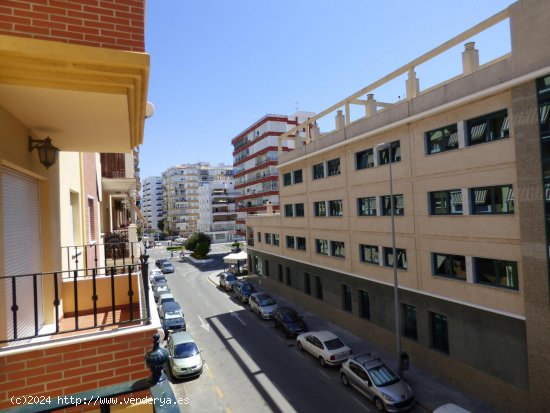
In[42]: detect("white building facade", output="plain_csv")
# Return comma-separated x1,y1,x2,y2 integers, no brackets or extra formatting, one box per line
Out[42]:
141,176,163,231
198,179,239,243
162,163,233,235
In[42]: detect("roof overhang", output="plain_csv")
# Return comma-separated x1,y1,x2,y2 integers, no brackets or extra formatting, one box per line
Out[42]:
102,177,136,194
0,34,150,152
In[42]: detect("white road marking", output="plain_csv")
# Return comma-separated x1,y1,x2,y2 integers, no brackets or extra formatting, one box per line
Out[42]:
197,315,211,332
230,311,246,326
317,368,331,380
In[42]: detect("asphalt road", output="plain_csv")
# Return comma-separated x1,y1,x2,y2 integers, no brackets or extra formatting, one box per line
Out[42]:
148,244,429,413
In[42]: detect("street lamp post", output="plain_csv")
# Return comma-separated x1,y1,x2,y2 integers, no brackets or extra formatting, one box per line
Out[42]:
377,142,403,375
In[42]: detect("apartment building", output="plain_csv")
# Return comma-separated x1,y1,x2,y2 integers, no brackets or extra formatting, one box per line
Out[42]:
232,112,314,238
0,1,159,409
162,163,232,235
245,1,550,411
198,179,239,243
142,176,164,231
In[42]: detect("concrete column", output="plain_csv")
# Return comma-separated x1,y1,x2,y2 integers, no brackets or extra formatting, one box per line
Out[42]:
366,94,377,117
310,122,320,142
335,110,345,130
462,42,480,74
465,256,474,283
406,68,419,99
457,120,466,148
461,188,470,216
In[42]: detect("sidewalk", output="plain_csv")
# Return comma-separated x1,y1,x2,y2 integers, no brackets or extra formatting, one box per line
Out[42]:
207,271,500,413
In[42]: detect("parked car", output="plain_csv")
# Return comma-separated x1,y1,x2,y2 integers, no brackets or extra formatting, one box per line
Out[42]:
156,258,170,268
340,353,414,412
272,306,308,338
149,267,163,282
153,283,171,302
249,292,278,319
157,292,175,311
161,261,175,274
296,330,351,367
232,280,255,304
167,331,203,379
151,274,167,288
219,272,237,291
160,301,186,336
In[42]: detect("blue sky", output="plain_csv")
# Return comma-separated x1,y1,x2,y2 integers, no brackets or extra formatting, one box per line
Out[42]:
140,0,515,179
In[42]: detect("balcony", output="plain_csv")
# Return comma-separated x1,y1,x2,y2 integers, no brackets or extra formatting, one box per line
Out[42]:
1,241,153,345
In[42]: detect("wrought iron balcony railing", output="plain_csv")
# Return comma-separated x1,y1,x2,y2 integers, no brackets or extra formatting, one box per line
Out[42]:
1,256,152,344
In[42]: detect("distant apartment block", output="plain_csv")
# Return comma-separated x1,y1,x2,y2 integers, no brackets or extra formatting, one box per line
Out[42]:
245,1,550,412
142,176,164,230
198,179,239,243
232,112,314,237
162,163,233,235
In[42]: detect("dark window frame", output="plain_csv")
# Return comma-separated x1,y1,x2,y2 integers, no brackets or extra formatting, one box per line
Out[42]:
430,312,449,354
381,194,404,216
358,196,377,216
426,123,459,155
360,244,379,265
432,252,466,280
429,189,463,215
378,140,401,165
466,109,509,146
312,163,325,180
474,257,519,290
314,201,327,217
341,284,352,313
315,239,329,255
273,234,280,246
358,290,370,319
293,169,303,184
284,204,294,217
286,235,295,249
296,237,306,251
403,304,418,341
470,185,514,215
331,241,345,258
283,172,292,186
328,200,343,216
383,247,407,270
356,148,374,170
327,158,341,176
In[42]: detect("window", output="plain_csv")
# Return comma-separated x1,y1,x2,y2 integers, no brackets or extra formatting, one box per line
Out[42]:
382,195,404,216
360,244,379,264
474,257,519,290
285,267,292,286
403,304,417,341
341,284,352,313
273,234,280,246
426,124,459,155
356,148,374,170
358,290,370,319
314,201,327,217
304,273,311,295
327,158,341,176
331,241,345,258
283,172,292,186
316,239,329,255
471,185,514,214
284,204,293,217
433,253,466,280
293,169,303,184
358,197,377,216
265,233,271,244
295,203,305,217
286,235,295,249
315,276,323,299
313,163,325,180
430,190,463,215
254,257,263,275
379,141,401,164
296,237,306,251
383,247,407,270
265,260,270,277
467,109,509,145
257,232,261,242
431,312,449,353
329,200,343,216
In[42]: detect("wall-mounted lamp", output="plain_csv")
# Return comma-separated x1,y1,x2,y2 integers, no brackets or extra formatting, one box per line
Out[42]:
28,136,59,169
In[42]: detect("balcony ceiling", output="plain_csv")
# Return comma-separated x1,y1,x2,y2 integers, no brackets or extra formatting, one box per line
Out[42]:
102,177,136,194
0,35,150,152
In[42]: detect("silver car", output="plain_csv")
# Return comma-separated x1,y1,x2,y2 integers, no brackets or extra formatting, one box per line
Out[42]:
249,292,278,319
167,331,203,379
340,353,414,412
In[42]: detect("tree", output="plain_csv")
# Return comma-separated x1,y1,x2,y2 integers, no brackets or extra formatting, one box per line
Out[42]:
184,232,212,253
157,218,166,232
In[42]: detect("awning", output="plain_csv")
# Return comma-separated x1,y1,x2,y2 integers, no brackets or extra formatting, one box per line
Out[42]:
223,250,247,264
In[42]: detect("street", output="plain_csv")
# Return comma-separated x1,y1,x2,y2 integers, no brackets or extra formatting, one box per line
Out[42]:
148,244,429,413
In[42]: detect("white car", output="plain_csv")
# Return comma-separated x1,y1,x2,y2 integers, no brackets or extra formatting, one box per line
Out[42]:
249,292,278,319
296,330,351,367
149,267,163,282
